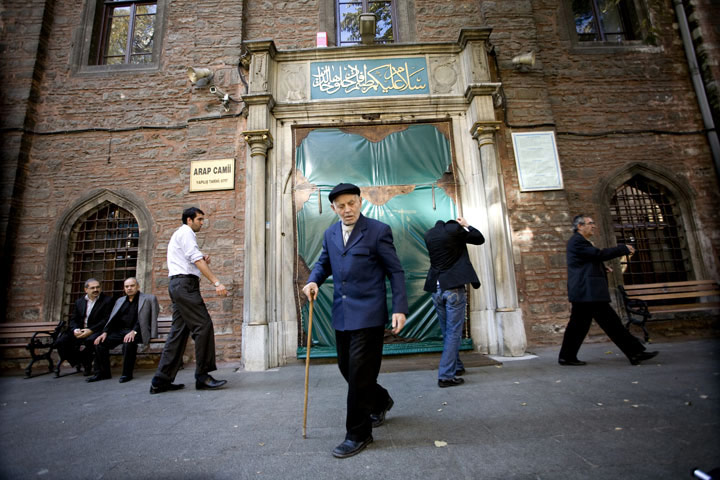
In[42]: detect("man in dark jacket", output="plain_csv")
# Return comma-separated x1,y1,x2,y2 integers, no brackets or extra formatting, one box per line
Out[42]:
559,215,658,366
423,217,485,387
54,278,114,375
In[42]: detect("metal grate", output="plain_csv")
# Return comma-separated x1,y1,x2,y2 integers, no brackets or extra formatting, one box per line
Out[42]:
610,175,691,285
65,203,139,319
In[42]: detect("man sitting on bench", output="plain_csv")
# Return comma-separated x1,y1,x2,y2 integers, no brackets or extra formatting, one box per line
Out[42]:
88,277,159,383
55,278,113,376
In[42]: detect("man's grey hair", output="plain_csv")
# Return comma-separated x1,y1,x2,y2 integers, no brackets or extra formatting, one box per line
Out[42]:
85,278,100,288
572,215,587,233
124,277,138,286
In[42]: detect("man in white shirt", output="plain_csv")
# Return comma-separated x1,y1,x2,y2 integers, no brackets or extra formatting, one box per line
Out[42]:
150,207,229,394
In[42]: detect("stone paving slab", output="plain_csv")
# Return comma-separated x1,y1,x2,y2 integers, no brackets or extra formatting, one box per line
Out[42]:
0,338,718,479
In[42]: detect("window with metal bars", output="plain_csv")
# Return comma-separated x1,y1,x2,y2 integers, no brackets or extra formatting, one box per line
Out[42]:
65,203,139,319
571,0,642,42
610,175,692,285
96,0,157,65
337,0,395,46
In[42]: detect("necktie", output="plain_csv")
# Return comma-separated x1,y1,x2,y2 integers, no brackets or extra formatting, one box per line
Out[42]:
343,230,350,246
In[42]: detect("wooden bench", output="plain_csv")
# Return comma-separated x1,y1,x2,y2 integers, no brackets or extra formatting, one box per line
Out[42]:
0,322,60,378
619,280,720,341
0,317,174,378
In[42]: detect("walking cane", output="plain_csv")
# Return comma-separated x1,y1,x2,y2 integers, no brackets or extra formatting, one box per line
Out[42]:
302,299,314,439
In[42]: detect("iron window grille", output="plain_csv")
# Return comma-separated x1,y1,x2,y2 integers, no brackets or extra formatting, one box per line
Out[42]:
572,0,641,42
610,175,691,285
66,203,139,319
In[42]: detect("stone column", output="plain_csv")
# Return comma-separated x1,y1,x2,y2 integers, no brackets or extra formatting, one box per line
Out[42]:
241,130,273,370
471,122,527,356
240,40,277,371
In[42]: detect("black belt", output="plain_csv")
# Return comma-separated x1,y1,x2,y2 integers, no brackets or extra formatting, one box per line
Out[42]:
170,274,199,280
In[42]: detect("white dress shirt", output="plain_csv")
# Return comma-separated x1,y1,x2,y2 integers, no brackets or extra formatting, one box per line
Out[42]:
167,224,204,277
84,295,97,328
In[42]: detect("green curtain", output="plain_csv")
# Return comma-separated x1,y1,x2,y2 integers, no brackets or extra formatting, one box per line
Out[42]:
297,124,471,357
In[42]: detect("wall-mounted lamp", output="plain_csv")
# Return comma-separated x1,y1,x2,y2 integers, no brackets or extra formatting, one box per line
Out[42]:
359,12,376,45
511,51,535,72
187,67,214,87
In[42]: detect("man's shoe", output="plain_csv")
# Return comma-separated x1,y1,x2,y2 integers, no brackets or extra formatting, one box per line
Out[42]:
455,368,466,376
118,376,133,383
370,397,394,428
86,374,109,383
558,358,587,366
629,350,659,365
438,377,465,388
83,366,93,377
196,375,227,390
149,383,185,394
332,436,373,458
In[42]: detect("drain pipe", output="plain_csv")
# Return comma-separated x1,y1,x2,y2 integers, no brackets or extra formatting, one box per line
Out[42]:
673,0,720,183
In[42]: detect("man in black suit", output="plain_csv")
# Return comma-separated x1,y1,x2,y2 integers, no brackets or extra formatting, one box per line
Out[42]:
88,277,159,383
55,278,114,375
559,215,658,366
424,217,485,387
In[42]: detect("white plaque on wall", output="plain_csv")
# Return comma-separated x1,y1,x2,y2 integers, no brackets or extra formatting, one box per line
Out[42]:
190,158,235,192
511,131,564,191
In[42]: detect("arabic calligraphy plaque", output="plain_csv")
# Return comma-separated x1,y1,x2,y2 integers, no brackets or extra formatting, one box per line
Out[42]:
310,57,430,100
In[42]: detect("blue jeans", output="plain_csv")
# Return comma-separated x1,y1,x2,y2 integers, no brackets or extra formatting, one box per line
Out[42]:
432,286,467,380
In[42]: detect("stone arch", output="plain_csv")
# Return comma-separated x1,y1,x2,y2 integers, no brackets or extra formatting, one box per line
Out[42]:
43,189,154,323
593,162,708,285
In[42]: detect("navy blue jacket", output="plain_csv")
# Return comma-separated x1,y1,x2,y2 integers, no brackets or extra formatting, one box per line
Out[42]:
423,220,485,292
308,214,408,331
566,232,631,303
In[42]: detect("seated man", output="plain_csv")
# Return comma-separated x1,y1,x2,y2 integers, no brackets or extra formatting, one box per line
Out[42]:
88,277,159,383
55,278,113,376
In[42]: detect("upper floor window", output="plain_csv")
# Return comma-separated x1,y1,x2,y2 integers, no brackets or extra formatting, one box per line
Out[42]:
95,1,157,65
572,0,642,42
337,0,395,46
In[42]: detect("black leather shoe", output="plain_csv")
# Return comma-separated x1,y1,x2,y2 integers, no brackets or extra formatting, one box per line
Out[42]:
370,397,394,428
196,375,227,390
149,383,185,394
629,350,659,365
332,436,373,458
438,377,465,388
118,376,133,383
558,358,587,366
86,374,109,383
455,368,466,376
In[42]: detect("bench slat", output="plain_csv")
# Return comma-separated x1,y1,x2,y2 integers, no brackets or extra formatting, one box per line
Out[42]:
621,279,718,291
647,302,720,314
625,286,720,295
628,289,720,301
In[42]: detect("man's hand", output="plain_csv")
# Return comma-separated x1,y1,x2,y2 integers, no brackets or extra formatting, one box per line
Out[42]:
215,283,228,296
94,332,107,345
123,331,136,343
456,216,469,228
391,313,406,334
76,329,93,339
303,282,318,301
626,245,636,255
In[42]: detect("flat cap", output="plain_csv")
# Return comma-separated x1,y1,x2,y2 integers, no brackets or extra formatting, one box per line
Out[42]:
328,183,361,203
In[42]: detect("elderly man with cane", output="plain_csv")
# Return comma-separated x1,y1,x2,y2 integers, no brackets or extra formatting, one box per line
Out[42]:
302,183,408,458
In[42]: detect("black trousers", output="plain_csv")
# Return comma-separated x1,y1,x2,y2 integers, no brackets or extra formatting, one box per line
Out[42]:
153,276,217,384
95,330,138,378
55,331,101,369
335,326,390,442
559,302,645,361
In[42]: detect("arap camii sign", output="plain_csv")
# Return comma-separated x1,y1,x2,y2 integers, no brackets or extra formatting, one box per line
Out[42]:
190,158,235,192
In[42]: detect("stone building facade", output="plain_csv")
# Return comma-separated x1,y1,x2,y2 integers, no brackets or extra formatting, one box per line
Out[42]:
1,0,718,371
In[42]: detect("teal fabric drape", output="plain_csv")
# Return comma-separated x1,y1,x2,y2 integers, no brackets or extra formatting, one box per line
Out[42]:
296,125,471,357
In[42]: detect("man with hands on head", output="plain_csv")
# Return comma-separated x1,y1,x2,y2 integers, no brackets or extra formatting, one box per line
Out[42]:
303,183,408,459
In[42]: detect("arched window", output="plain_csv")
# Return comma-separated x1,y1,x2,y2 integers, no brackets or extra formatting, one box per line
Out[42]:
610,175,692,284
65,202,139,319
